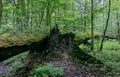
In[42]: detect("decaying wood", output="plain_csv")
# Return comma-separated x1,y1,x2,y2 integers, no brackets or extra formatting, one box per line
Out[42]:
0,26,105,76
0,36,49,62
0,26,103,65
102,35,117,39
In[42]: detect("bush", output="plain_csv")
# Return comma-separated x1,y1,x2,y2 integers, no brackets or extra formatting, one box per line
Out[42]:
93,40,120,51
32,64,64,77
95,50,120,71
103,40,120,50
79,44,90,52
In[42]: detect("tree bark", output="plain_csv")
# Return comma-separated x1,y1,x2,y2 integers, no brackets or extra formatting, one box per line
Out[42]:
83,0,87,32
100,0,111,50
0,36,49,62
91,0,94,51
0,0,2,27
116,11,120,40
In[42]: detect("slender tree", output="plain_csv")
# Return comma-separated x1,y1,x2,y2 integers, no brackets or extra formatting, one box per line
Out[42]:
91,0,94,51
0,0,2,27
83,0,87,32
100,0,111,50
116,11,120,40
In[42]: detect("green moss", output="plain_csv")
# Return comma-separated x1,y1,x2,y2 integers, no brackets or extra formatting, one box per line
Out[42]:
32,64,64,77
74,31,100,41
0,33,48,47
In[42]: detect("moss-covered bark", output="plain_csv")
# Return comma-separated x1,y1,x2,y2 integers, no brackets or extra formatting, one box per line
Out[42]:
0,26,104,76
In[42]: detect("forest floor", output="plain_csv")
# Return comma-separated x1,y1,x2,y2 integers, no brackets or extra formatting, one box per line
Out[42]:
50,59,113,77
0,52,119,77
0,60,112,77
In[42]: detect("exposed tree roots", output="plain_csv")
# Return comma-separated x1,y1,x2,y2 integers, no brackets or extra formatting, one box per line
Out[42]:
0,27,104,76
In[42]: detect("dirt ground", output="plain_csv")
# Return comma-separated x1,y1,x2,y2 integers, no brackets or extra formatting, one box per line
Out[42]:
50,59,113,77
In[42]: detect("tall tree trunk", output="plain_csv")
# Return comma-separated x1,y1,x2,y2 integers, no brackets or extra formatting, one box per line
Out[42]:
100,0,111,50
83,0,87,32
116,11,120,40
0,0,2,27
79,0,84,31
91,0,94,51
46,0,52,27
19,0,28,29
23,0,29,29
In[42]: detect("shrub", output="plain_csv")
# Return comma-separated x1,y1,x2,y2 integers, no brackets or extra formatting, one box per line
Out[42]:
96,50,120,68
93,40,120,51
79,44,90,52
32,64,64,77
103,40,120,50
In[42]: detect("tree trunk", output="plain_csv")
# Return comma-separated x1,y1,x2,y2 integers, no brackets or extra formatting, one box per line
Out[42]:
0,0,2,27
91,0,94,51
83,0,87,32
0,36,49,62
116,11,120,40
100,0,111,50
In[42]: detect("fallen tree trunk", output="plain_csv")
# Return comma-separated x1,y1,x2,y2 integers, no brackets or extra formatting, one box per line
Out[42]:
75,35,118,46
45,27,103,64
0,27,103,65
0,36,49,62
102,35,117,39
0,26,105,76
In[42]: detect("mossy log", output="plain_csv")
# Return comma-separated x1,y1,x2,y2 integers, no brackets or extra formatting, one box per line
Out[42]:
0,36,49,62
74,33,118,45
73,44,103,64
0,26,103,65
0,26,105,76
102,35,117,39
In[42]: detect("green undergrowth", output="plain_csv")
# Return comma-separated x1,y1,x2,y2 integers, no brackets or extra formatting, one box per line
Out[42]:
32,64,64,77
93,50,120,76
0,52,28,76
102,40,120,50
79,40,120,68
74,30,100,42
94,40,120,51
95,50,120,68
80,40,120,51
0,52,28,65
0,52,64,77
78,40,120,75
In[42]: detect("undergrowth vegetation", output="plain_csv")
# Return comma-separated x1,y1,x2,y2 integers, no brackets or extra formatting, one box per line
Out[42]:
32,64,64,77
74,30,100,42
0,52,64,77
80,39,120,51
79,39,120,74
102,40,120,50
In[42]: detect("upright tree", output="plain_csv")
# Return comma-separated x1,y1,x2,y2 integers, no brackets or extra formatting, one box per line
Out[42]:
100,0,111,50
116,11,120,40
91,0,94,51
0,0,2,27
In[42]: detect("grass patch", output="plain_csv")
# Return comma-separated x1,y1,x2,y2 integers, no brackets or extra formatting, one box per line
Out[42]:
93,50,120,76
79,40,120,75
94,40,120,51
74,30,100,42
32,64,64,77
0,52,28,76
0,52,28,65
95,50,120,69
